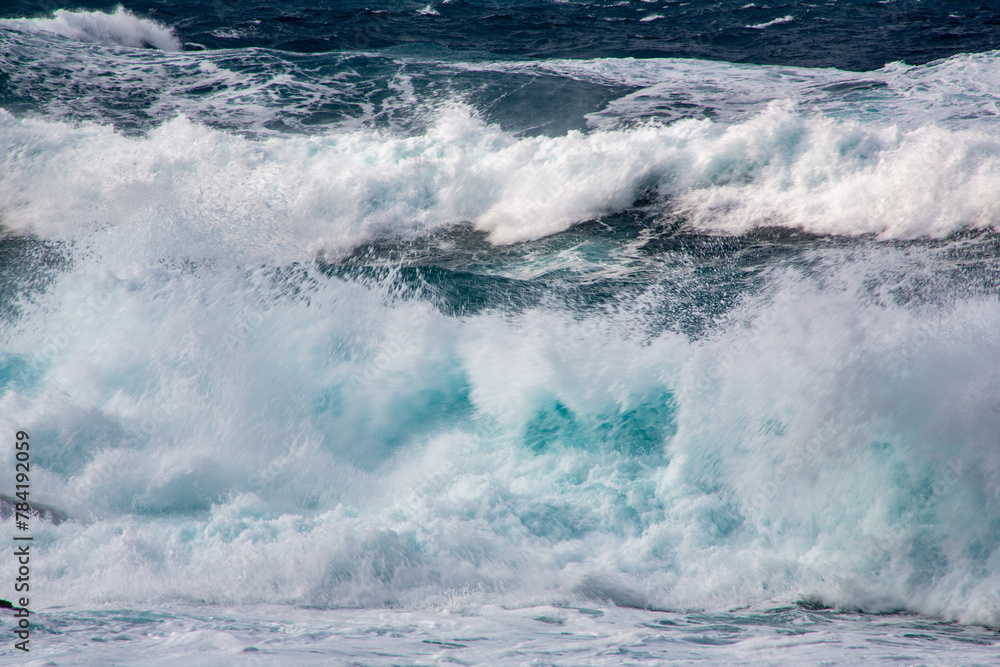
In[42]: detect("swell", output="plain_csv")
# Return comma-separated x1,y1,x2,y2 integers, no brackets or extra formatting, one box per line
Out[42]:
7,2,997,70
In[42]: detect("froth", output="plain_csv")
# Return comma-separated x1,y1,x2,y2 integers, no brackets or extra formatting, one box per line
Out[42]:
4,104,1000,257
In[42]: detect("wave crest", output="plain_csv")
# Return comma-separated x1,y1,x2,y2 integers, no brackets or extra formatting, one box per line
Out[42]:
0,6,181,51
3,103,1000,255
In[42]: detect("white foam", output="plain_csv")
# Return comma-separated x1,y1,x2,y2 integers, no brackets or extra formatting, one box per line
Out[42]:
0,6,181,51
2,239,1000,628
4,102,1000,255
746,15,795,29
474,51,1000,132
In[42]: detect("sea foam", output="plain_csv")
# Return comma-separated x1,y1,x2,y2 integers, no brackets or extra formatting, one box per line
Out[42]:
4,103,1000,255
2,235,999,627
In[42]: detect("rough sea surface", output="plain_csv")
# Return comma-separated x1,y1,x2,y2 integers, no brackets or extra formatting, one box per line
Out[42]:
2,1,1000,664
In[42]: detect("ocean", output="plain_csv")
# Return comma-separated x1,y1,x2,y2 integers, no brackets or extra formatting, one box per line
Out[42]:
1,1,1000,664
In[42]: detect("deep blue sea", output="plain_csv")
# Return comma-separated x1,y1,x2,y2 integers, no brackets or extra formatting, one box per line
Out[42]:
2,1,1000,664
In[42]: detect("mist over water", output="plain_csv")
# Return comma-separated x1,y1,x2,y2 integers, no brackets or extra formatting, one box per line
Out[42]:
2,2,1000,663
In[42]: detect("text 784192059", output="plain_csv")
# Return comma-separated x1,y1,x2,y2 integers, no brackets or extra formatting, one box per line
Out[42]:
12,430,31,652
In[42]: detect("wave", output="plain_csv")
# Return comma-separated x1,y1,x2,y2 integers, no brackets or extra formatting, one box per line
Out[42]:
478,50,1000,131
0,6,181,51
4,102,1000,256
1,231,998,626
